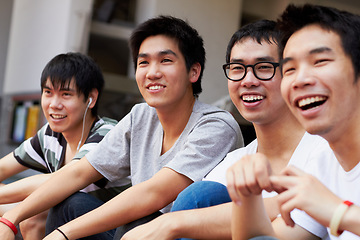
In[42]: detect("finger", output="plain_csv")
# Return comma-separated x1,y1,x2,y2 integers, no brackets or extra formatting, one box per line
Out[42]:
269,176,288,193
226,167,243,205
275,188,297,227
243,157,263,195
278,196,296,227
253,155,273,192
280,165,306,177
228,157,253,196
270,175,301,194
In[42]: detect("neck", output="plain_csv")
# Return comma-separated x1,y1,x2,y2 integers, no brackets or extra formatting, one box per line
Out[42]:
254,111,305,174
63,114,96,152
157,96,196,154
326,119,360,172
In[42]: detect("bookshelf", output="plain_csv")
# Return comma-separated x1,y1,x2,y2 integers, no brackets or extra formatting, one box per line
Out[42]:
9,94,45,144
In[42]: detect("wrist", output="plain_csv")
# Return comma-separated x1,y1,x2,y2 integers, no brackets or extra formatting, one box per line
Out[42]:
330,200,353,236
0,217,18,235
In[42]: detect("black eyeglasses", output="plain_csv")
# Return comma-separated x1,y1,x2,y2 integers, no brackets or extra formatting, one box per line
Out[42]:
222,61,280,81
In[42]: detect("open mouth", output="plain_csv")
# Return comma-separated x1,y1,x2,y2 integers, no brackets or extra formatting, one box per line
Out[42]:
242,95,264,103
50,114,66,119
148,85,165,90
297,96,327,110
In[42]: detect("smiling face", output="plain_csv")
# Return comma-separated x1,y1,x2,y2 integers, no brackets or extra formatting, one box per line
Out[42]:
41,78,88,135
228,38,286,126
281,24,360,141
135,35,197,112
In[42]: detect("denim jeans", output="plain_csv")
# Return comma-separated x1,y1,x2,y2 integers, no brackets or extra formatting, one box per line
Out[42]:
112,211,162,240
45,192,116,240
171,181,231,240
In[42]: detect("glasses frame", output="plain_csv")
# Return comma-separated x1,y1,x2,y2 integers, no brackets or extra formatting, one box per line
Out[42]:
222,61,280,81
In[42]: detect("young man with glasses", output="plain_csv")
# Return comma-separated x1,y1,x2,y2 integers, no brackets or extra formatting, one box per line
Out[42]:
119,19,334,240
228,4,360,240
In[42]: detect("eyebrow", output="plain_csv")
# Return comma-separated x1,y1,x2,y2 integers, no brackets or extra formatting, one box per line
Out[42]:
137,49,178,59
282,46,333,65
230,56,276,63
42,84,76,92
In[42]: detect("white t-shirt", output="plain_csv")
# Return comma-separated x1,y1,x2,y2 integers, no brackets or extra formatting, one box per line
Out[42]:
291,142,360,239
205,132,330,196
204,133,336,240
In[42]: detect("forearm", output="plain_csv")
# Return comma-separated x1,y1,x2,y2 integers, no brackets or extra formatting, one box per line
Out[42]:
232,195,275,240
58,183,171,239
2,159,100,226
0,174,49,204
168,203,232,240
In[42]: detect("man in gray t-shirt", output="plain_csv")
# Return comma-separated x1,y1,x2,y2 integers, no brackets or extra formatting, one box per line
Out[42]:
0,16,243,240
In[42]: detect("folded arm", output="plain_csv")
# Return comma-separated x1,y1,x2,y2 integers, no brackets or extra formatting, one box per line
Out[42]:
45,167,193,240
0,156,103,239
0,174,50,204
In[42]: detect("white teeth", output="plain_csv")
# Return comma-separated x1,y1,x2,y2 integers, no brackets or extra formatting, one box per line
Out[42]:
298,96,327,108
149,85,163,90
51,114,65,119
242,95,264,101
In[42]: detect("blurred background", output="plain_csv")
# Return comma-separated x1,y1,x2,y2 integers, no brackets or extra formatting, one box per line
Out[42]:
0,0,359,165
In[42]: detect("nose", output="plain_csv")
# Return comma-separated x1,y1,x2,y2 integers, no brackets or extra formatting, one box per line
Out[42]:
291,66,316,89
240,68,260,88
146,63,162,80
49,96,63,109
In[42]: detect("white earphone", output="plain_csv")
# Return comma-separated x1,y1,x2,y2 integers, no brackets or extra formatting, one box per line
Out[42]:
77,97,93,151
88,97,93,107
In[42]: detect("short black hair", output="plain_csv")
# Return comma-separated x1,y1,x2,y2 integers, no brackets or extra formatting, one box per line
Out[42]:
277,4,360,80
129,15,205,97
40,52,104,116
225,19,281,63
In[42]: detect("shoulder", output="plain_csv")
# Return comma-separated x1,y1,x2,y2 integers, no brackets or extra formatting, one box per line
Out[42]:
193,100,240,128
226,139,257,159
298,132,333,156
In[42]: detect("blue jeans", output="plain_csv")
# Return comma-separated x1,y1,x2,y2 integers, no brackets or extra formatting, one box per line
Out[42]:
45,192,116,240
171,181,231,240
112,211,162,240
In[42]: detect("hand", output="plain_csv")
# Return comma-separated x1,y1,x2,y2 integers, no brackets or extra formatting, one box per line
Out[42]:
0,223,15,240
121,214,173,240
270,165,341,227
226,153,274,205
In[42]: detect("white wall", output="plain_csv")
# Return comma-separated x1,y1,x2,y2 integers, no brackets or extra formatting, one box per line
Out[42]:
135,0,242,104
0,0,13,95
3,0,93,95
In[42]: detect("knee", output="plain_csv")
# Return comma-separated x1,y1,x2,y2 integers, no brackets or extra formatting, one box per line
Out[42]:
172,181,230,211
51,192,104,221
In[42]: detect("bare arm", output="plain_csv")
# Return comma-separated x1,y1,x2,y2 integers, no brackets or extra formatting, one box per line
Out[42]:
227,154,319,240
0,156,102,239
271,165,360,238
0,174,50,204
121,190,281,240
0,153,28,182
122,202,233,240
44,167,192,240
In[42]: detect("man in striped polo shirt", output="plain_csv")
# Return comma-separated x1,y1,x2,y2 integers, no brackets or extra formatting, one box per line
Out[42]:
0,52,130,239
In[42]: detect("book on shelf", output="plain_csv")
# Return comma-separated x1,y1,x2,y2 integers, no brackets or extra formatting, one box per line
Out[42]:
25,104,41,139
11,100,44,143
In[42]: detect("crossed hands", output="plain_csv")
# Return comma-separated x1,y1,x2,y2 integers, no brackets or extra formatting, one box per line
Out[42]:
226,153,342,228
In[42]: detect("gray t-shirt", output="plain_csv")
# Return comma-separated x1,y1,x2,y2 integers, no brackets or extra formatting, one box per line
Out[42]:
86,100,243,212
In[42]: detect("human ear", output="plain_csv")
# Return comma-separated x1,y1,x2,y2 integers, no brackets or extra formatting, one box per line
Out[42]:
189,62,201,83
87,89,99,108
